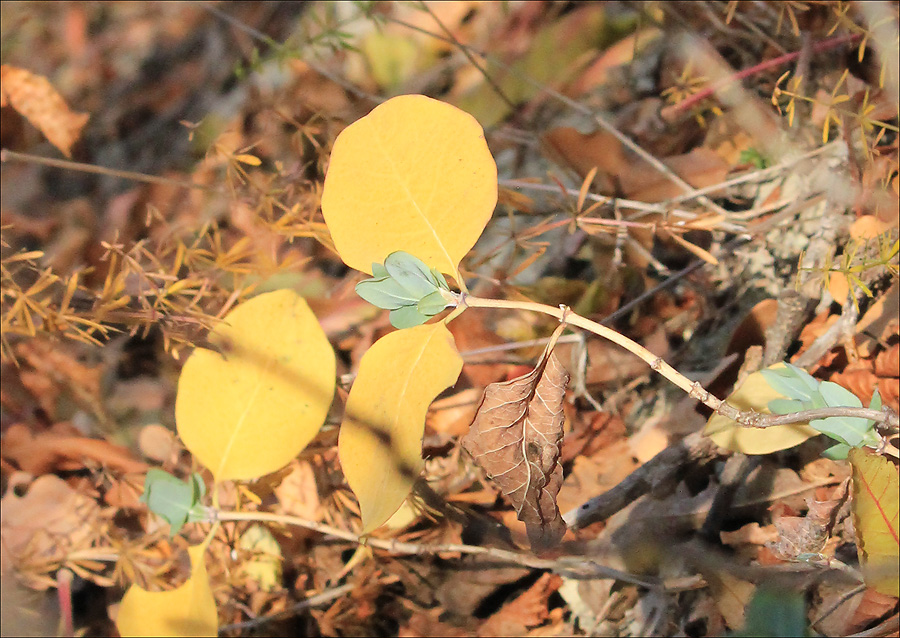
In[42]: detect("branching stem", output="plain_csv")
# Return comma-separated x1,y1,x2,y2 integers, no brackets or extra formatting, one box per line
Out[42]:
212,510,685,589
458,294,900,431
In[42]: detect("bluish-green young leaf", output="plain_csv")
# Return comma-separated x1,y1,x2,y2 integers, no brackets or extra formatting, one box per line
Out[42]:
389,305,429,329
356,277,420,309
384,251,440,299
430,267,450,290
818,381,863,409
869,387,882,411
372,263,389,278
736,585,807,637
809,391,828,409
784,362,821,392
417,290,451,315
140,469,205,536
187,473,207,522
760,365,819,402
768,398,806,414
809,416,867,447
823,443,852,460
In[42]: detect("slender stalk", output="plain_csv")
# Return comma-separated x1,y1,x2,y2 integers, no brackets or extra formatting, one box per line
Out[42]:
458,294,900,431
212,509,662,588
460,293,744,420
1,149,220,193
661,33,862,118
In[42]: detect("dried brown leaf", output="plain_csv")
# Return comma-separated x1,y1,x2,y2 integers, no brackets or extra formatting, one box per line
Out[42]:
0,64,89,157
462,325,570,551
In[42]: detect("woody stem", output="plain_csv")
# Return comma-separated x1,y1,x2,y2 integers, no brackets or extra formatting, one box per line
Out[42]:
459,294,749,423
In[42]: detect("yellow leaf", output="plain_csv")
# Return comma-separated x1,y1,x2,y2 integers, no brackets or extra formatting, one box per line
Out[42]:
361,31,424,90
705,364,819,455
116,545,217,637
849,448,900,597
176,290,335,482
339,323,462,532
237,524,283,592
321,94,497,277
233,153,261,166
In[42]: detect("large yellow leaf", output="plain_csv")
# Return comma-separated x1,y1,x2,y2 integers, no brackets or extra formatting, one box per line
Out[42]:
849,448,900,597
705,364,818,455
176,290,335,482
339,323,462,532
117,545,217,637
321,94,497,277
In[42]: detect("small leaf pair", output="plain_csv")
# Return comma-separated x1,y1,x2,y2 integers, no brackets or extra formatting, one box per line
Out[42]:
356,251,455,328
761,363,881,458
140,469,207,536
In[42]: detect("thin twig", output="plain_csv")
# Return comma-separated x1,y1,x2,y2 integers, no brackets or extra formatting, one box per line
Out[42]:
499,178,692,216
1,149,221,193
660,33,861,118
383,15,731,217
810,583,866,632
562,432,725,529
459,293,900,432
461,294,745,420
793,296,859,368
217,583,357,634
754,406,898,429
197,1,383,105
664,142,841,205
417,1,518,112
212,510,660,588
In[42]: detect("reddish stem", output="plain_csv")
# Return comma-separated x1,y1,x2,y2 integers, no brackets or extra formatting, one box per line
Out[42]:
663,32,863,117
57,568,74,638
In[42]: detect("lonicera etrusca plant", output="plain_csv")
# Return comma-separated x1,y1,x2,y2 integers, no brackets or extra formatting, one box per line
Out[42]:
122,95,898,635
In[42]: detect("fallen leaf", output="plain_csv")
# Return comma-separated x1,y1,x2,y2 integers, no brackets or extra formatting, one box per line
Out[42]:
1,423,148,475
339,322,463,533
477,573,563,637
0,64,89,157
273,460,322,522
176,290,336,482
708,572,756,630
462,324,570,551
450,5,606,127
849,448,900,597
236,525,282,592
322,94,497,278
427,388,483,438
138,424,178,464
566,28,663,96
447,309,514,387
542,128,730,202
116,545,218,637
720,522,779,547
557,440,638,516
0,473,103,589
845,588,900,633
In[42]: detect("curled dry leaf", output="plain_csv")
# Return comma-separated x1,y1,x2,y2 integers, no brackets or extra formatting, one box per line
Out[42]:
0,64,89,157
462,323,570,551
1,423,149,476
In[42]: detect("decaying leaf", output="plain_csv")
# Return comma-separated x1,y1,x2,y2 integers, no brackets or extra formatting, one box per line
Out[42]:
462,322,570,550
0,64,89,157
